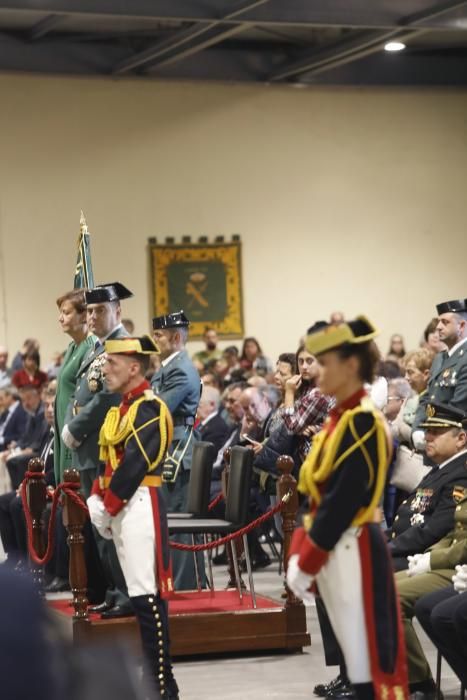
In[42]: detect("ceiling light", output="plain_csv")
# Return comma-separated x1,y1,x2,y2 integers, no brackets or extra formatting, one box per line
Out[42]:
384,41,406,52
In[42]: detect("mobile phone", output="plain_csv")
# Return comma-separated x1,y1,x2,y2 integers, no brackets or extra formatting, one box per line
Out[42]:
241,434,256,444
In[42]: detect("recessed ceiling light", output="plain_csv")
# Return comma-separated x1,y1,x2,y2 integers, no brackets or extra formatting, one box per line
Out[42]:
384,41,406,52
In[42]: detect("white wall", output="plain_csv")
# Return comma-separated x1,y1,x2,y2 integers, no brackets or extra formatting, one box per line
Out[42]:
0,74,466,365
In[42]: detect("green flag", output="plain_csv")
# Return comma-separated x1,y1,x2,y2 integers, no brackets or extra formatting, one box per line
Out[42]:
74,211,95,289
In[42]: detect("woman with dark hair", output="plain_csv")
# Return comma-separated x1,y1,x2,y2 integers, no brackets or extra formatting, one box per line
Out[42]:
54,289,95,485
387,333,406,361
11,350,47,390
280,345,332,462
287,316,408,700
239,336,272,377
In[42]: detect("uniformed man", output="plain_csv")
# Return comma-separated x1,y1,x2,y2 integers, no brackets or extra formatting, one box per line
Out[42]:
62,281,133,618
151,311,202,591
412,298,467,439
389,402,467,571
87,335,178,700
394,404,467,700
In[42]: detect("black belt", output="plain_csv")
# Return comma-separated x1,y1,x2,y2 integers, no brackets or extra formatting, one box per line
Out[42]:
172,416,195,427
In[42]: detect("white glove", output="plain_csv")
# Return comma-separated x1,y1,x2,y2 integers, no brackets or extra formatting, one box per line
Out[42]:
62,424,81,449
286,554,315,602
86,494,112,539
412,430,426,451
452,564,467,593
407,552,431,577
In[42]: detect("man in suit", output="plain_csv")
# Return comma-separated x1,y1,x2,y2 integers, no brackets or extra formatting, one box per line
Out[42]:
389,402,467,571
196,385,230,454
0,386,28,451
62,281,133,618
151,310,202,590
413,298,467,439
394,403,467,700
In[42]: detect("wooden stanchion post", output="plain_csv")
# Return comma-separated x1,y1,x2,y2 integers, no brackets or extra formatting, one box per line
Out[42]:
62,468,89,633
276,455,300,606
26,457,47,592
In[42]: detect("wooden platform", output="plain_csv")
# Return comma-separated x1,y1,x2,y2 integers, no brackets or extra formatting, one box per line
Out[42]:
49,590,310,657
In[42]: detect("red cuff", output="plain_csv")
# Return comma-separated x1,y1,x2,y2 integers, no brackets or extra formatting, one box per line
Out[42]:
103,490,125,516
297,535,329,576
288,527,307,560
90,479,104,498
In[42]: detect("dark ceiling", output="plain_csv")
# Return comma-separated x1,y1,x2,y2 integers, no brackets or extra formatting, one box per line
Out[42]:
1,0,467,85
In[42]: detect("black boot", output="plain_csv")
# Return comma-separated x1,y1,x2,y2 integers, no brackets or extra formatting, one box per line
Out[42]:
352,683,374,700
131,594,179,700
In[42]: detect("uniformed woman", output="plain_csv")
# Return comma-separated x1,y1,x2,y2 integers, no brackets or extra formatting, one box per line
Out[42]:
287,316,408,700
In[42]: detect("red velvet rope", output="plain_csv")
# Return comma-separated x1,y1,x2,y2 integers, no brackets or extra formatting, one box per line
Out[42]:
21,472,89,566
169,498,285,551
207,492,224,511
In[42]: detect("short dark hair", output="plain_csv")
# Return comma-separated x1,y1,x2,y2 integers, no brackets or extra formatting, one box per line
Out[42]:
278,353,297,374
337,341,381,384
24,350,40,366
423,318,438,342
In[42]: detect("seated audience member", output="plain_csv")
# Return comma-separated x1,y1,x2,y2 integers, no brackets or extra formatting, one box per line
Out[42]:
12,349,48,391
389,349,434,448
388,402,467,571
394,457,467,699
200,370,223,391
422,317,446,355
45,351,65,380
386,333,406,364
220,345,244,386
378,359,403,380
192,327,222,372
10,337,40,372
0,346,11,389
415,571,467,691
239,337,272,378
211,382,249,489
0,387,55,569
329,311,345,326
384,378,413,424
196,385,230,454
0,386,28,451
280,345,332,462
1,384,47,490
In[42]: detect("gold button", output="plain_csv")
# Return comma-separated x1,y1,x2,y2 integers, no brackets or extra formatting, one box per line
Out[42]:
158,673,164,680
457,506,462,511
148,597,154,603
395,516,399,521
402,500,407,505
158,631,163,637
392,533,396,539
157,622,162,628
453,539,458,544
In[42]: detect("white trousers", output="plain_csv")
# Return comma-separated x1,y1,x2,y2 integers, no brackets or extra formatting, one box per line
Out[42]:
316,529,371,684
111,486,157,597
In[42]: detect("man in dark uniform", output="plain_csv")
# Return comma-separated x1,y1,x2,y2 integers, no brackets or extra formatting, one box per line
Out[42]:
392,403,467,699
62,282,133,618
412,298,467,440
389,402,467,571
151,311,202,591
87,335,178,700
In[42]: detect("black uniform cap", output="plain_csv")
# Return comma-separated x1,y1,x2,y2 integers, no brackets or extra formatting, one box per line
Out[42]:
152,310,190,330
420,401,467,430
85,282,133,305
436,299,467,315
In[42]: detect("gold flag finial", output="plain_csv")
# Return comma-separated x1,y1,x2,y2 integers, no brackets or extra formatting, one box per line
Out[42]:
80,210,88,235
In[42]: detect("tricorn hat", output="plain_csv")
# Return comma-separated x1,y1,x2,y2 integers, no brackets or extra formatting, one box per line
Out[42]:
419,401,467,430
152,310,190,330
104,335,160,355
305,315,379,356
85,282,133,305
436,299,467,315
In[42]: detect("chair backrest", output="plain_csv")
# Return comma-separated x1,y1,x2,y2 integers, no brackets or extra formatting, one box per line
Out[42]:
185,440,217,516
224,445,253,526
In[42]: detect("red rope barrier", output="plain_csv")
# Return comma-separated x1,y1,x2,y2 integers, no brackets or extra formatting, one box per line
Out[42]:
207,492,224,511
21,472,89,566
169,498,286,551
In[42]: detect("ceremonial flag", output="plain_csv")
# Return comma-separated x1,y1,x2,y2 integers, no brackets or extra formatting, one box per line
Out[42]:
74,211,95,289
